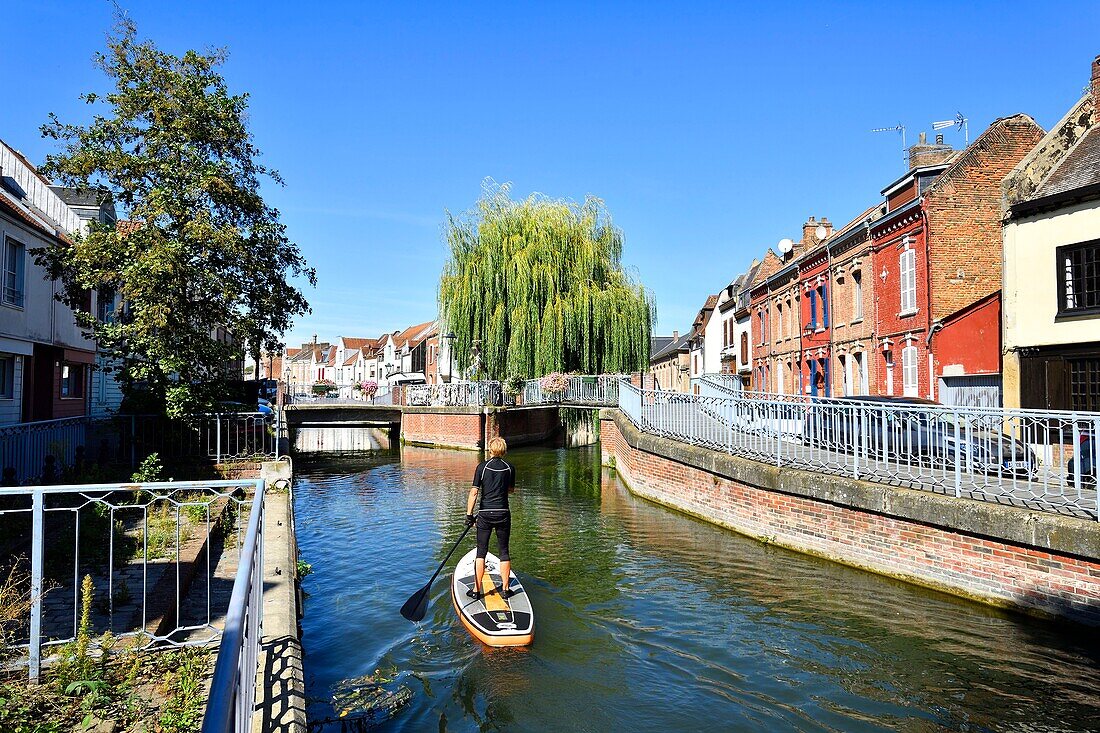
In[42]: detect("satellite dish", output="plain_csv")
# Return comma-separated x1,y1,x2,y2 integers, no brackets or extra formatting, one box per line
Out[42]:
815,225,828,242
777,238,794,254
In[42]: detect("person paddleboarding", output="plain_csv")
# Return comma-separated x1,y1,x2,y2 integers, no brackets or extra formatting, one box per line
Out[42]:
465,437,517,600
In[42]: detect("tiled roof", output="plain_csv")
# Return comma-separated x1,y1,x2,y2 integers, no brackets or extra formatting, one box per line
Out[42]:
341,337,378,351
1033,125,1100,199
393,320,435,348
650,335,674,357
343,353,359,366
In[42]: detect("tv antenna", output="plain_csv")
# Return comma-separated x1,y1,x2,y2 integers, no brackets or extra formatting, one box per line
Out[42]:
871,123,907,167
932,112,969,144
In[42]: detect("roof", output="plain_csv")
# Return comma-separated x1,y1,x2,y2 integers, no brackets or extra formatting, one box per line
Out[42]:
1033,125,1100,199
650,335,674,357
649,333,691,363
340,337,378,351
392,321,435,349
50,186,114,209
343,353,359,366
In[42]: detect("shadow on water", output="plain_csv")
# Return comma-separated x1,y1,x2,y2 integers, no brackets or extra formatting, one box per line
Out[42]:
293,445,1100,733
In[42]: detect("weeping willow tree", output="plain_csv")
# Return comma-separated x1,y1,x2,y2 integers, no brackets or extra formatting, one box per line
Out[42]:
439,181,654,380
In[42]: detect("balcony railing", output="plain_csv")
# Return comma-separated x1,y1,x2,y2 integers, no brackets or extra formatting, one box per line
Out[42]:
619,382,1100,520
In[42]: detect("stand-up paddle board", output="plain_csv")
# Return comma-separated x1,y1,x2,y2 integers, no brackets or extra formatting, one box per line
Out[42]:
451,548,534,647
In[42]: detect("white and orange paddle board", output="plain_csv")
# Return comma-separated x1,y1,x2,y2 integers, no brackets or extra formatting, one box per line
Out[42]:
450,549,534,647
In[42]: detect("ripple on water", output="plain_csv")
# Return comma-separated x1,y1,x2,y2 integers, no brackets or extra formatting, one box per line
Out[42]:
294,446,1100,733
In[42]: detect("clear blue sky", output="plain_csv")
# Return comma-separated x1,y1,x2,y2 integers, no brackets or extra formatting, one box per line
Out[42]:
4,2,1099,346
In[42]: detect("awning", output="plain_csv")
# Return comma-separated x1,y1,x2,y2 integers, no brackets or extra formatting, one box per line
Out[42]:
63,348,96,365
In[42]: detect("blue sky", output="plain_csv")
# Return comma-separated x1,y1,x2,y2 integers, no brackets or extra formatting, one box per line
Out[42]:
4,2,1099,345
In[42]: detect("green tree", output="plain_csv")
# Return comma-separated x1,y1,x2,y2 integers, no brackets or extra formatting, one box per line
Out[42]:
439,181,653,379
34,19,315,415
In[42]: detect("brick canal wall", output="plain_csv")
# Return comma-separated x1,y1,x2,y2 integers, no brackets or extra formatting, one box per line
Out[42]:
401,406,560,450
600,410,1100,625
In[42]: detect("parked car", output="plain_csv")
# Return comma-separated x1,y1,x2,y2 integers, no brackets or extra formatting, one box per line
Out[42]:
803,395,1036,478
1067,432,1096,488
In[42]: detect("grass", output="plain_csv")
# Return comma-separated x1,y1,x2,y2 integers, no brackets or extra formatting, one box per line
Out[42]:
0,575,212,733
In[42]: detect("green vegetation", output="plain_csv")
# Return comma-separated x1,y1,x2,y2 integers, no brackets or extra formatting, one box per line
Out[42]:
34,18,315,416
439,181,654,380
0,576,211,733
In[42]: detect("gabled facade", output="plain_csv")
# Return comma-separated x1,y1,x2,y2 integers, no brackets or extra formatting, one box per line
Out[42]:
871,117,1044,402
1002,55,1100,412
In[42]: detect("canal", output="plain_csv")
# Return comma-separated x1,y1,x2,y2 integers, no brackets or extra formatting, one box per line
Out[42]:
294,445,1100,732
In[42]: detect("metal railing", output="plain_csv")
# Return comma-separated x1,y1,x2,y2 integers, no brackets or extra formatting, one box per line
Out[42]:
285,383,394,406
523,375,624,406
697,373,744,394
0,479,263,690
0,414,275,485
405,381,504,407
619,382,1100,520
201,479,266,733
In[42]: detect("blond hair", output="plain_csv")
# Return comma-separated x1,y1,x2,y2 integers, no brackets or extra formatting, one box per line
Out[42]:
488,437,508,458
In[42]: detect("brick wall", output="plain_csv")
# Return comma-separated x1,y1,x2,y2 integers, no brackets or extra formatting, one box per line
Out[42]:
601,413,1100,624
401,411,483,449
925,115,1044,322
400,407,561,450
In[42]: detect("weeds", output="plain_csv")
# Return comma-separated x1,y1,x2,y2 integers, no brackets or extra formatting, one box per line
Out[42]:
0,575,212,733
0,559,33,649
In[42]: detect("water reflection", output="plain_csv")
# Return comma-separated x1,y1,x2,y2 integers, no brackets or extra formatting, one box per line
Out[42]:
295,446,1100,732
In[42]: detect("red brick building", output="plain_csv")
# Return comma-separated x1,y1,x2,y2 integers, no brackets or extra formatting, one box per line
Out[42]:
796,218,833,396
870,117,1044,400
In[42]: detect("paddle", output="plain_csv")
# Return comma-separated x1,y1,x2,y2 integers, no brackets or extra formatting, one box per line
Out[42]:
400,513,477,622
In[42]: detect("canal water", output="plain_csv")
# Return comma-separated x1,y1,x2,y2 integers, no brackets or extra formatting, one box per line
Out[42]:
294,445,1100,732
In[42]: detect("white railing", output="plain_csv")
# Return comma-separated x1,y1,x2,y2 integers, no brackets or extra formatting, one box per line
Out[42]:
405,381,504,407
698,373,744,394
285,383,393,406
523,375,625,406
0,479,263,689
618,382,1100,520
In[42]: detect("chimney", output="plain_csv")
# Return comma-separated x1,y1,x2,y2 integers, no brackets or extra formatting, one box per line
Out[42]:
908,130,954,169
801,216,818,245
802,216,833,245
672,330,679,340
1093,54,1100,122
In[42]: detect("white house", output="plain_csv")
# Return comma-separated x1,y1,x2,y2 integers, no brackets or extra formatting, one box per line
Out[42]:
0,138,99,425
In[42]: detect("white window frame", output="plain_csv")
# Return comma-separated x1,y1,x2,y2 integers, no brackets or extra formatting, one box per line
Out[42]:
899,249,916,315
902,345,918,397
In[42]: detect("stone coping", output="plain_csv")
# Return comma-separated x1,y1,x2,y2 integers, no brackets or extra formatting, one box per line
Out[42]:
603,409,1100,561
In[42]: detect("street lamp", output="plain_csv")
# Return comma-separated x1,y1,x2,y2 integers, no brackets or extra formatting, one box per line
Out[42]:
442,332,456,383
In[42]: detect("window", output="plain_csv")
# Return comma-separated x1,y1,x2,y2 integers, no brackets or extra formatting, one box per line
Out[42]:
0,356,13,399
97,289,116,322
853,271,863,320
775,302,783,340
900,249,916,314
854,351,866,395
3,235,25,308
740,332,748,366
758,312,764,345
819,284,829,328
1069,357,1100,412
808,288,817,329
777,361,784,394
840,354,849,396
902,345,918,397
61,363,85,399
1058,239,1100,316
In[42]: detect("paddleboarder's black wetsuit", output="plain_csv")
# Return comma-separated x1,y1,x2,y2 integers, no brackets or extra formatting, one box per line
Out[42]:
473,457,515,561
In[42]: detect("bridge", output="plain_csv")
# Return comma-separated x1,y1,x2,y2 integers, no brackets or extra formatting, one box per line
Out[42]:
282,374,1097,519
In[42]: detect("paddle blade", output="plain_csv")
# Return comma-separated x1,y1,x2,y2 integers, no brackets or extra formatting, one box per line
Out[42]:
399,582,432,622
